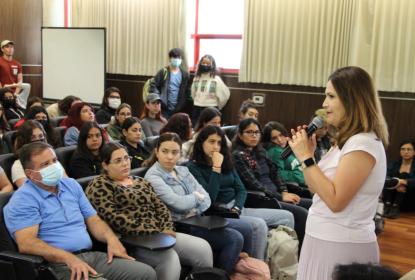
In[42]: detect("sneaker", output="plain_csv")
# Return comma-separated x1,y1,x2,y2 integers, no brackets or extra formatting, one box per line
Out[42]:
388,205,400,219
383,204,392,218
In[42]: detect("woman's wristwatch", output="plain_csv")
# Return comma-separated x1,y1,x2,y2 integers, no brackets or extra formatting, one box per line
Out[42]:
301,157,316,169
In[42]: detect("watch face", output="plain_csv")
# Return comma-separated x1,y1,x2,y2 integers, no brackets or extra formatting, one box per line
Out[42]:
303,158,316,168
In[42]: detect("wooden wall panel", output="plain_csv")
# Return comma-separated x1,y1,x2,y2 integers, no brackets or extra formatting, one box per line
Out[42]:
0,0,42,97
106,73,415,161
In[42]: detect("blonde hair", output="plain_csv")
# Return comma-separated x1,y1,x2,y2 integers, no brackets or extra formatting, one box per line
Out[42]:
328,66,389,148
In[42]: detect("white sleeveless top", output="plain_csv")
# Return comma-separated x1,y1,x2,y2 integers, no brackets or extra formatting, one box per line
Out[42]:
306,132,386,243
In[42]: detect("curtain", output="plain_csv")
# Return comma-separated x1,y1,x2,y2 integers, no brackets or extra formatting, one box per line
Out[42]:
71,0,186,75
240,0,415,92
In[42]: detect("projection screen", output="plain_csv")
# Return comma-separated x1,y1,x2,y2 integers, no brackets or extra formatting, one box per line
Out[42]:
42,27,106,104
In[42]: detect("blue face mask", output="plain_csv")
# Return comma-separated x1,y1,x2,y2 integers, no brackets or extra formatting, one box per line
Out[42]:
35,162,64,186
170,58,182,68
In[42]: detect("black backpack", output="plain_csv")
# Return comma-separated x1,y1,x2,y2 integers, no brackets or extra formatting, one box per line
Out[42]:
185,267,230,280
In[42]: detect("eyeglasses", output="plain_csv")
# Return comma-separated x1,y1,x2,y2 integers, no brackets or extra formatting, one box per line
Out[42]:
109,155,132,165
243,130,261,137
401,147,414,152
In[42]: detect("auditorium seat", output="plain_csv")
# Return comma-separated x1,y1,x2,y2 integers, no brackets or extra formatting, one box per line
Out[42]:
55,145,76,173
2,131,17,154
7,119,19,129
221,125,237,141
144,136,159,152
76,175,99,190
49,116,66,127
0,153,17,182
131,167,148,178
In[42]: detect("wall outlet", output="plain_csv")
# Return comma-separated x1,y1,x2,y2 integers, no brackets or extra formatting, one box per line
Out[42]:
252,93,265,106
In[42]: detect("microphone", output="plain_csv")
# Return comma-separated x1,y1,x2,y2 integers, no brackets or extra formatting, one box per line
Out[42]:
280,116,325,160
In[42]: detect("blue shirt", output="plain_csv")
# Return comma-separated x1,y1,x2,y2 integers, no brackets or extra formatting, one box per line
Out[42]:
167,70,182,111
4,178,97,252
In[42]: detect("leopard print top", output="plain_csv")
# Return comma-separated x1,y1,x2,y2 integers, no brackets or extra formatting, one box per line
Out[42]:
85,175,174,236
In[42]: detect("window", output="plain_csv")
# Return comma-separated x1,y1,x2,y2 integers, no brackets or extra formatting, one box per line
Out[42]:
186,0,244,73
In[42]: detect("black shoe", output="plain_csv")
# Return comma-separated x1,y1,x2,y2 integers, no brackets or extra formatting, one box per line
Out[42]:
383,204,392,218
389,205,400,219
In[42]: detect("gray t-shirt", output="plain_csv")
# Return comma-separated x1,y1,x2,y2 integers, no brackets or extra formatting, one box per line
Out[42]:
141,117,165,137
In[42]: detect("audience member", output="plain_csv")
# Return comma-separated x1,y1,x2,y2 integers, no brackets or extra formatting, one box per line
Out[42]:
85,142,213,280
13,106,61,148
46,95,81,119
0,40,31,109
120,117,150,169
144,132,244,274
63,102,95,146
313,108,332,162
150,48,191,118
69,121,106,179
0,166,13,193
0,103,10,138
96,87,122,124
289,66,389,280
187,125,295,259
106,103,132,141
262,121,305,187
26,96,44,110
383,140,415,218
238,99,259,121
159,112,192,142
4,141,156,280
0,87,24,121
332,263,401,280
232,118,310,246
140,93,167,137
191,54,230,124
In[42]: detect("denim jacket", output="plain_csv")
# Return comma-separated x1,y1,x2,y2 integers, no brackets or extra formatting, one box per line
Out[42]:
144,161,211,221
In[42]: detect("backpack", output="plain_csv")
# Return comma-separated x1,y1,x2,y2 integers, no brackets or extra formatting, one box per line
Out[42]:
266,226,299,280
185,267,230,280
142,67,168,102
231,252,271,280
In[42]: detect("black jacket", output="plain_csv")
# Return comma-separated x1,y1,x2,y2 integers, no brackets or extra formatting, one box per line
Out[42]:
69,149,102,179
120,140,150,169
95,106,115,124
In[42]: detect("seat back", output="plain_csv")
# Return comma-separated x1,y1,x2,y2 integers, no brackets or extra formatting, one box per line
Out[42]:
0,153,17,182
144,136,159,152
49,116,65,128
7,119,19,130
76,175,99,190
130,167,148,178
55,146,76,173
221,125,237,141
0,192,17,252
52,127,66,146
2,131,17,154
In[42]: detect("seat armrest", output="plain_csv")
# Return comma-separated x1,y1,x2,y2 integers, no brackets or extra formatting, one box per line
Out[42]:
120,233,176,251
0,251,45,265
246,190,266,196
176,215,229,230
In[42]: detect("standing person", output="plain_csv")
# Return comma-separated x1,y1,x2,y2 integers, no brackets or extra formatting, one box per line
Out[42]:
149,48,191,119
0,40,31,109
95,87,122,124
191,55,230,124
383,140,415,218
120,117,150,169
140,93,167,137
4,141,157,280
106,103,132,141
288,66,389,280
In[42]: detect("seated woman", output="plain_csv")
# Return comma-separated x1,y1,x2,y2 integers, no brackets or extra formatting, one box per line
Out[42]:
85,142,213,280
159,113,193,142
26,96,44,110
140,93,167,137
63,102,95,146
187,125,295,259
313,108,332,162
144,132,245,274
106,103,132,141
262,121,305,187
383,140,415,218
95,87,122,124
46,95,81,119
182,107,231,161
0,103,10,139
11,120,67,187
69,121,107,178
0,88,24,121
13,106,61,148
0,166,13,193
232,118,312,246
120,117,150,169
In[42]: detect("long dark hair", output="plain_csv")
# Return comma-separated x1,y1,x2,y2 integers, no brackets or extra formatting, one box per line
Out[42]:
194,107,221,133
101,87,121,109
233,118,266,157
262,121,287,150
121,117,141,142
159,113,192,141
14,120,47,156
191,125,233,173
77,121,105,159
58,95,81,115
142,132,182,167
195,54,218,78
24,106,61,148
66,102,94,130
100,142,128,165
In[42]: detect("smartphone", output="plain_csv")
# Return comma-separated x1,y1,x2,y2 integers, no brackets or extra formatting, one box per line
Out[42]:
89,273,104,279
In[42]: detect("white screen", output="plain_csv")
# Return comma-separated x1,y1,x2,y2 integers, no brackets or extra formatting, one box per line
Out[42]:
42,28,105,104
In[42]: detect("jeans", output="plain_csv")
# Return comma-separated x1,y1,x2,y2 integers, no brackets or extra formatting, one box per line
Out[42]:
131,232,212,280
280,201,308,247
15,82,31,109
189,226,244,274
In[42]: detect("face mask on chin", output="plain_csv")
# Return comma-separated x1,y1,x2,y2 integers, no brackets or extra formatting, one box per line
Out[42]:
108,98,121,109
31,162,64,187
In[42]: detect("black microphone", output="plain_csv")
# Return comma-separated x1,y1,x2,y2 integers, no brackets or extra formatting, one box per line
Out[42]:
280,116,325,160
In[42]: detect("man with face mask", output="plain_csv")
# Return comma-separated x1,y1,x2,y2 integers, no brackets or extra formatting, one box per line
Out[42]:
149,48,192,119
4,142,157,280
0,40,31,109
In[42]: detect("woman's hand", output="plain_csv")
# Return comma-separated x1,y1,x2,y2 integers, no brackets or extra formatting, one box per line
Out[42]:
282,192,301,204
212,152,224,168
288,127,316,162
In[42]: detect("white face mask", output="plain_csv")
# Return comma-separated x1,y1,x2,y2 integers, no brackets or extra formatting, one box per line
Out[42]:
108,98,121,109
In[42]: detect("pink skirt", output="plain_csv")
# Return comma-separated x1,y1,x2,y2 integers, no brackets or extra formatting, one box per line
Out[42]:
297,234,379,280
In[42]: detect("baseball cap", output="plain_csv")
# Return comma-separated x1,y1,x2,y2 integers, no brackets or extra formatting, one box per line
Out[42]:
146,93,162,103
1,40,15,48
